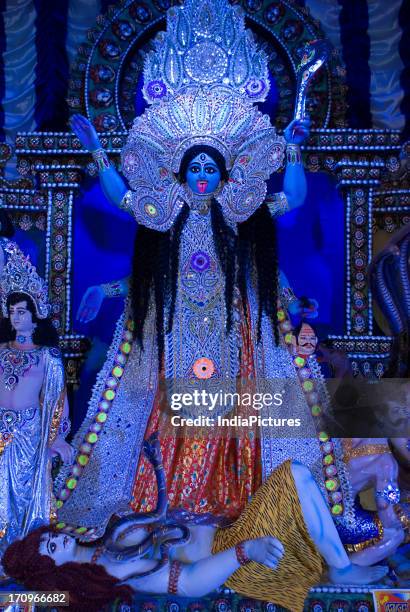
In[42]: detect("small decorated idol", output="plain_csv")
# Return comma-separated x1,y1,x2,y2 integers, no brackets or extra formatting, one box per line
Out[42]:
0,245,73,573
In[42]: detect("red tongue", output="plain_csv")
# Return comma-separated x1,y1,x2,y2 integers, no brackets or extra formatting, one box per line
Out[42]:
197,181,207,193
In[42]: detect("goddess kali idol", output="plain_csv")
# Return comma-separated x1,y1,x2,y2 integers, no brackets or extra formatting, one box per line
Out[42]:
55,0,403,575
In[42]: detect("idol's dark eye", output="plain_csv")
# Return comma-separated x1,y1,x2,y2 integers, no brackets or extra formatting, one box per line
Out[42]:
189,165,200,173
205,166,216,174
51,543,56,553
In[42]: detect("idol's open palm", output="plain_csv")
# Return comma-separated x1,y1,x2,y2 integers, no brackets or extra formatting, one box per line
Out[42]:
76,285,105,323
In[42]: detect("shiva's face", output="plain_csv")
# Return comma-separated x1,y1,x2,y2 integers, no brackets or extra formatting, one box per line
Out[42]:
39,532,76,566
186,152,221,195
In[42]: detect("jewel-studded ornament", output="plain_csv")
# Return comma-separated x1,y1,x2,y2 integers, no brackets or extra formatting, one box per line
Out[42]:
0,348,40,391
143,0,270,105
0,241,50,319
376,483,401,505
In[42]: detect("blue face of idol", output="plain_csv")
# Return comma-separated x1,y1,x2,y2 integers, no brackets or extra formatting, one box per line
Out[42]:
185,152,221,195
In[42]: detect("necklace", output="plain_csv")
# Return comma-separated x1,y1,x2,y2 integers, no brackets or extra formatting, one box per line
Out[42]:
16,333,34,345
0,345,41,391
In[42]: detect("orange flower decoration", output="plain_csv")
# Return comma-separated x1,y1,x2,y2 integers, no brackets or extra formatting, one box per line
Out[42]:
193,357,215,379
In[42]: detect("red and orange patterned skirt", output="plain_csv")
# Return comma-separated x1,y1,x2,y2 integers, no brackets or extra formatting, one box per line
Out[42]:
130,318,262,521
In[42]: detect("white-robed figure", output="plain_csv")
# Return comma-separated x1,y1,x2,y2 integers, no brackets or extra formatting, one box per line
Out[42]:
0,243,74,572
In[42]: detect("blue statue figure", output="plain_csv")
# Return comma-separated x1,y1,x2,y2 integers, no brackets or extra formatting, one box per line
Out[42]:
56,0,399,572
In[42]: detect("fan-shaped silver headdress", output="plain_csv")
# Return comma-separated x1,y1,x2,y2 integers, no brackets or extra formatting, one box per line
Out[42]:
0,241,50,319
120,0,285,229
142,0,270,105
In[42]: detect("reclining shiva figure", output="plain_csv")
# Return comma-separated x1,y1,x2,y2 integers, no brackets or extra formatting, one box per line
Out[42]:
4,434,388,612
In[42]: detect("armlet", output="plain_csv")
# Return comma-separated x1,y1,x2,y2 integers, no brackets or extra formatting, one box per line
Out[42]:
48,391,66,445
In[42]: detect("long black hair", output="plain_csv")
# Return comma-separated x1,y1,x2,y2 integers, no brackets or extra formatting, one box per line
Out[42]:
130,146,279,361
0,292,59,347
130,202,190,361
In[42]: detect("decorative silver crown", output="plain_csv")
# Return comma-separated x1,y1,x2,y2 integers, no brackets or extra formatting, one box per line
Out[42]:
122,84,285,228
120,0,285,229
0,241,50,319
143,0,270,106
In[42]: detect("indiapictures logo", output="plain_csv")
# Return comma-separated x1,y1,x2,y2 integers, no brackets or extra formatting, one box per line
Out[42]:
373,590,410,612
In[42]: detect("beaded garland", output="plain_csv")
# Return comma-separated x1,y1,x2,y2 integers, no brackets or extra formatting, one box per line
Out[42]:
55,304,346,539
277,304,345,517
54,318,135,541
